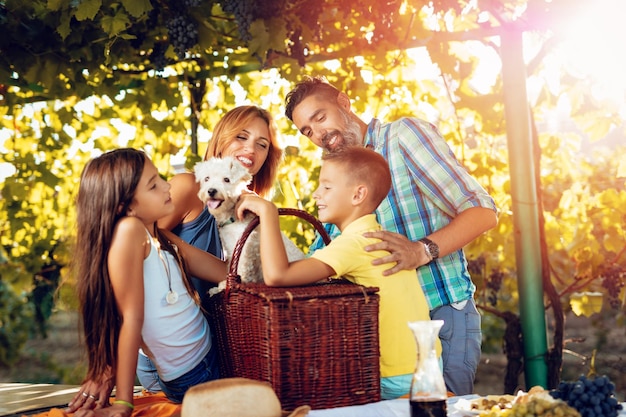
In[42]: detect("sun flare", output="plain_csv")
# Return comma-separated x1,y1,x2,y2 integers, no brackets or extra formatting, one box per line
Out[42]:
554,0,626,104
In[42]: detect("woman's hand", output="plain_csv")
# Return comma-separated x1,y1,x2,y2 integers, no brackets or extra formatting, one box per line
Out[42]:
67,367,115,412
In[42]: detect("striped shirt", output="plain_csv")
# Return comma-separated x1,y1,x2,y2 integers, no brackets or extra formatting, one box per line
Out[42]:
311,117,497,310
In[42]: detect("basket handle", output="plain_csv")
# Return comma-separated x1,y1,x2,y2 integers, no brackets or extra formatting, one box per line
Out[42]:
227,208,331,280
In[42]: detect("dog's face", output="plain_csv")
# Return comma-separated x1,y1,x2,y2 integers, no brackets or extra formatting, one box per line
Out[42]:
194,157,253,220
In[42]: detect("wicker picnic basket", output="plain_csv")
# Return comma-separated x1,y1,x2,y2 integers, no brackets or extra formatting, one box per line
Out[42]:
205,208,381,410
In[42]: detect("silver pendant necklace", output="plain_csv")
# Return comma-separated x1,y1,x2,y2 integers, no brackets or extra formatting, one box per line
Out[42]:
153,237,178,305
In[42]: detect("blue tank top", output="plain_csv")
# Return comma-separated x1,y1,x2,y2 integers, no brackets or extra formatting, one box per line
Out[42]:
172,206,223,301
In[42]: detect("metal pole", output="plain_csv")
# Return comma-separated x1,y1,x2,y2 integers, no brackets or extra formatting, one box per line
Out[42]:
500,28,549,389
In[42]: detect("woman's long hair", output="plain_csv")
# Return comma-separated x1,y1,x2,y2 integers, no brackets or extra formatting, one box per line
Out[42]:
204,105,283,197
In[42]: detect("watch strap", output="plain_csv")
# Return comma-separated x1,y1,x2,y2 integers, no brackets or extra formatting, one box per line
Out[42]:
419,237,439,262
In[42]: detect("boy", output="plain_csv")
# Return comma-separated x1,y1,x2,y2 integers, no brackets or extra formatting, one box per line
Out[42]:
236,146,434,399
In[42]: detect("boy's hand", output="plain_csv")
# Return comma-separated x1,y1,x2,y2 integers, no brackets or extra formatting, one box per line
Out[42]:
235,193,276,220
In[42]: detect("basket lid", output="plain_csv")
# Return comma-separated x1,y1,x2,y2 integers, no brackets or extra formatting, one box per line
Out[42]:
227,278,379,302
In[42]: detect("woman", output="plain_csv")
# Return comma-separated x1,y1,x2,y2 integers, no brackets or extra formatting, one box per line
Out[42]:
157,105,283,262
136,105,283,392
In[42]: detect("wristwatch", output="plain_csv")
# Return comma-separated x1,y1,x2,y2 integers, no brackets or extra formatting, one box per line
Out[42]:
419,237,439,262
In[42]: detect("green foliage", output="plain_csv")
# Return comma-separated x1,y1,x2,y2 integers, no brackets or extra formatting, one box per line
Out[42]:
1,0,625,384
0,279,36,366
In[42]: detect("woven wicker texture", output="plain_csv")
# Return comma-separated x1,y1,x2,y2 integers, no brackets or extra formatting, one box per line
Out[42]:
206,208,381,410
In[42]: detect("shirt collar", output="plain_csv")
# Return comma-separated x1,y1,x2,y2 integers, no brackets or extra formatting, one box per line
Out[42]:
364,118,382,149
341,213,382,235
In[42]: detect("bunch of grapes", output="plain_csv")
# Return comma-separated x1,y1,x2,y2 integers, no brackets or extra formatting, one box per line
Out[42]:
478,395,581,417
601,264,625,309
550,374,623,417
182,0,201,7
165,13,198,60
486,269,505,306
149,42,169,74
467,255,486,276
220,0,254,42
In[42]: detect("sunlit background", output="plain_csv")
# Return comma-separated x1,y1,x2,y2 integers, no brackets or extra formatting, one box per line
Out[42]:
1,1,625,180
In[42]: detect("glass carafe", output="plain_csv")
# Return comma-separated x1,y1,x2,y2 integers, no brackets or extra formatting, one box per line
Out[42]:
408,320,447,417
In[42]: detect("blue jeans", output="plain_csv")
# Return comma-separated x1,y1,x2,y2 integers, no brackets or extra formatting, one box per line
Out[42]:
136,352,161,392
158,347,220,403
430,298,481,396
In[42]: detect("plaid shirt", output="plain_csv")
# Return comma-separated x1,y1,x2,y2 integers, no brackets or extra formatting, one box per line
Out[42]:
311,117,497,310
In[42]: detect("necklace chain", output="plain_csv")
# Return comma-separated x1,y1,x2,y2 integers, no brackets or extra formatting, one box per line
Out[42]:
153,236,178,304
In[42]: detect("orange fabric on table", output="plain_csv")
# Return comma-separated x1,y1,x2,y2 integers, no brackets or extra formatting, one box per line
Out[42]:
25,392,181,417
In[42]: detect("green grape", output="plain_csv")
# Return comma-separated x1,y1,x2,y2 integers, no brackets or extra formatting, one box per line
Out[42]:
479,396,581,417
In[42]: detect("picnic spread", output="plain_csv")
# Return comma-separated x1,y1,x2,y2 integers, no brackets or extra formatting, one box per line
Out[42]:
3,382,625,417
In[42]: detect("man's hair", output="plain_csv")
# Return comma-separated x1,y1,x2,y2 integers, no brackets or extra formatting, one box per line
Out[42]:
285,75,341,121
322,146,391,207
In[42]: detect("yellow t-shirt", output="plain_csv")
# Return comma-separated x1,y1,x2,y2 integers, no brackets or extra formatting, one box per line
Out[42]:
310,214,432,378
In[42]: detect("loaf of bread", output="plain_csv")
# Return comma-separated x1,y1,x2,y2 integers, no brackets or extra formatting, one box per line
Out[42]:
181,377,282,417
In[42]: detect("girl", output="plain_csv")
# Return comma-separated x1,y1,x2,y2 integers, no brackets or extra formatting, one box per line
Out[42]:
68,148,227,417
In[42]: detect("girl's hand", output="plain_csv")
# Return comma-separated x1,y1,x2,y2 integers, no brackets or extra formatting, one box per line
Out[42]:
67,367,115,412
73,403,133,417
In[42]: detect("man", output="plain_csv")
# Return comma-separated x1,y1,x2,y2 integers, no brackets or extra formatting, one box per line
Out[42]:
285,75,498,395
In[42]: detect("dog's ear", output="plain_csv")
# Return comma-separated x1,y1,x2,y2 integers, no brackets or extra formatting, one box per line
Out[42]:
193,161,206,183
228,158,253,184
242,169,252,185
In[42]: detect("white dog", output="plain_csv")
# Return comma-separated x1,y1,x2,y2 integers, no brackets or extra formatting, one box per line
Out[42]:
194,156,304,287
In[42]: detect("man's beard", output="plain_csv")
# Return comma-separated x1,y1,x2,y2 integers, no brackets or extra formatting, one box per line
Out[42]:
322,107,363,152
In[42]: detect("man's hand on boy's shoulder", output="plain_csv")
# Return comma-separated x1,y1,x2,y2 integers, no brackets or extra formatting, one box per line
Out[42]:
363,230,430,275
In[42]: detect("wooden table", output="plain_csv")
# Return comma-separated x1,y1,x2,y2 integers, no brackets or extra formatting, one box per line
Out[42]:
0,383,79,417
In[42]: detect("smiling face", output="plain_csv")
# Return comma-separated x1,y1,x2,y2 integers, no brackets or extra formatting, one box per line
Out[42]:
312,161,358,230
220,116,271,175
291,94,364,152
126,159,173,224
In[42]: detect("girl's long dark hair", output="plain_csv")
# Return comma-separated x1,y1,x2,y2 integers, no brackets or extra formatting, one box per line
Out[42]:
74,148,196,383
76,149,146,382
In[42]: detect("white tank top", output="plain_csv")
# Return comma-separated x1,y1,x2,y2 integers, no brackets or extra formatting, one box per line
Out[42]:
141,231,211,381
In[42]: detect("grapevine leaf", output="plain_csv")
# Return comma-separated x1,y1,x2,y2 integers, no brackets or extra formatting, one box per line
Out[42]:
57,13,72,40
248,19,287,57
46,0,66,12
101,12,130,38
74,0,102,21
602,227,624,253
120,0,152,18
570,292,603,317
248,21,270,57
575,111,614,142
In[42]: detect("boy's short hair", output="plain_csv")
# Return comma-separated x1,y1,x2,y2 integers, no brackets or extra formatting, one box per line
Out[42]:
322,146,391,207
